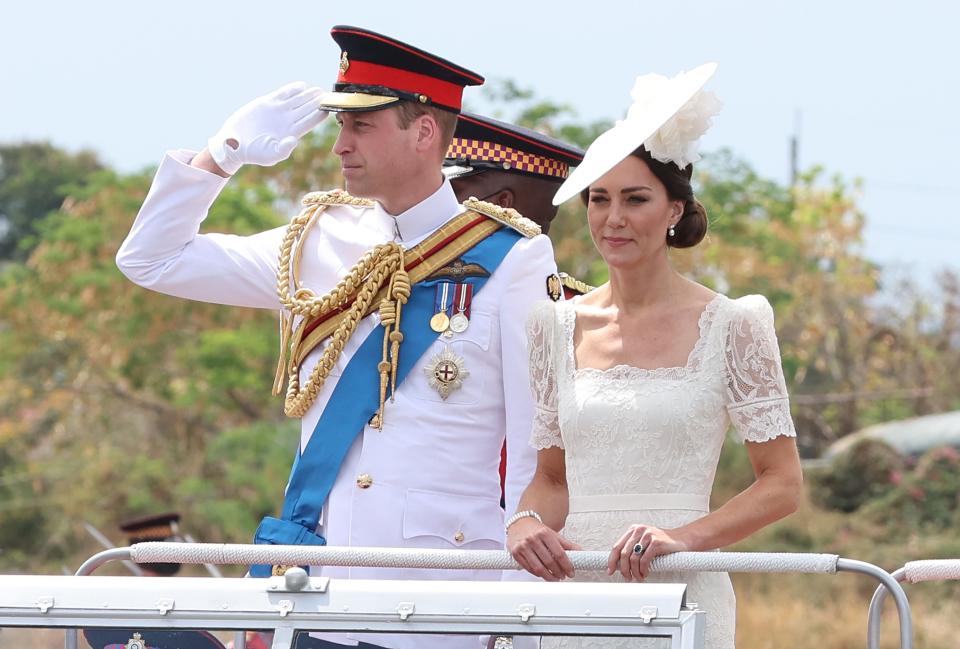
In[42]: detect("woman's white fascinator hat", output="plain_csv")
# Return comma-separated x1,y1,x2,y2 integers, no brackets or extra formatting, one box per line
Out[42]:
553,62,722,205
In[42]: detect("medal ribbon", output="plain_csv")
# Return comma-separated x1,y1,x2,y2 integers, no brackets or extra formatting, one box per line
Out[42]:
454,283,473,320
434,282,453,319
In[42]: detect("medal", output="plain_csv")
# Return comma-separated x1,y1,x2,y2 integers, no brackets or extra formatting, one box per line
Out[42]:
424,347,470,400
430,282,453,333
449,313,469,333
430,312,450,332
449,283,473,333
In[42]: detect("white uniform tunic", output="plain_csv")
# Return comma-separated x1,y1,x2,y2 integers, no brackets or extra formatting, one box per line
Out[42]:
117,151,556,649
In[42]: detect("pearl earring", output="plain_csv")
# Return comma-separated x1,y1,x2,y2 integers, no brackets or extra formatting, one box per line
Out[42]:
668,224,676,237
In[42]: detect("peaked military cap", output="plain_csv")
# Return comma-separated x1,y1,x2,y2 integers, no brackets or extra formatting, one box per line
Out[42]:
444,113,585,181
120,512,183,575
82,629,227,649
319,25,484,114
119,512,181,543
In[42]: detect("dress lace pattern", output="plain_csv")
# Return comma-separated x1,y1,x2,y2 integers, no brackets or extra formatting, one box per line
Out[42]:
525,294,796,649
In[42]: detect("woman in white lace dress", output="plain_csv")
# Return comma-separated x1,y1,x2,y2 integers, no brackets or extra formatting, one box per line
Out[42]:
505,65,803,649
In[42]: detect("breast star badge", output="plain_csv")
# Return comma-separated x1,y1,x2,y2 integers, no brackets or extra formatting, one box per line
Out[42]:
424,347,469,400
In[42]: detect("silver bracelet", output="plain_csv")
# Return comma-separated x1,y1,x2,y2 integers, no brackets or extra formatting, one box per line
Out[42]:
505,509,543,531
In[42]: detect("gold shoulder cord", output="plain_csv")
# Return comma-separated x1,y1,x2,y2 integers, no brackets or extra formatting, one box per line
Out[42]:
274,190,409,425
462,197,542,238
559,272,595,295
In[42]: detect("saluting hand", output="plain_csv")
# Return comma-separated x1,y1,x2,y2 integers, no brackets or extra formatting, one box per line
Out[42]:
507,518,581,582
207,81,328,175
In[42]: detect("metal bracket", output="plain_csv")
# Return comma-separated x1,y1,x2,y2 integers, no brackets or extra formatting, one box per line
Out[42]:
517,604,536,623
36,597,54,613
155,599,175,615
275,600,295,617
639,606,658,623
397,602,415,621
269,574,329,594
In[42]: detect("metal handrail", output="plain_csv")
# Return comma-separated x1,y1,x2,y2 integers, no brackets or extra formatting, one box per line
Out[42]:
62,544,913,649
867,559,960,649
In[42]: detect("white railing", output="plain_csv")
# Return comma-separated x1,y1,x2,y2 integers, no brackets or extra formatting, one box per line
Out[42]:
867,559,960,649
0,573,704,649
0,544,915,649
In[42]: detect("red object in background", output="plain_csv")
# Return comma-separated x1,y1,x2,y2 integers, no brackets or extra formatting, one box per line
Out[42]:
499,444,507,507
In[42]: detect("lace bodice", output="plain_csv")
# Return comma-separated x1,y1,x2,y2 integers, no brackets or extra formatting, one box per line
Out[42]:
528,294,795,486
525,293,797,649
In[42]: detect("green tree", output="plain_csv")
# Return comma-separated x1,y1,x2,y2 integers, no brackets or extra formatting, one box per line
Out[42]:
0,142,105,261
0,127,342,568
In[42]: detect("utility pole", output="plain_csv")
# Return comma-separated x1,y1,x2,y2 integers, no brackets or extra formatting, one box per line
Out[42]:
790,108,801,187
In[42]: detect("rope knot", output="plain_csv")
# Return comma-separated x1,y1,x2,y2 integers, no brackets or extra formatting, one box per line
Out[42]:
391,270,412,303
379,299,397,326
293,287,316,302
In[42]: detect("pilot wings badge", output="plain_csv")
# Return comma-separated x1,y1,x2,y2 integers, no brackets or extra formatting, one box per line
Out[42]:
424,347,469,400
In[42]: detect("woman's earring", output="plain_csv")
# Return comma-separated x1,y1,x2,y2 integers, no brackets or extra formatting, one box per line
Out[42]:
668,224,676,238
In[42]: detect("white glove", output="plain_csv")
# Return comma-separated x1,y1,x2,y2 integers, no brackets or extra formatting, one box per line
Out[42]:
208,81,328,175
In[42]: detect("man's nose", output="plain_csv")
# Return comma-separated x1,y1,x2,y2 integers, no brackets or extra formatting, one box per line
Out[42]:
332,127,352,156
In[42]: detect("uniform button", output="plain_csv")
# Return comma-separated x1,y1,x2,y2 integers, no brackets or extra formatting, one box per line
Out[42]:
454,531,465,543
356,473,373,489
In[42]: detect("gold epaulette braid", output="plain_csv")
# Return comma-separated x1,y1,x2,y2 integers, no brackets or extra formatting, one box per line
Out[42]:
274,189,406,423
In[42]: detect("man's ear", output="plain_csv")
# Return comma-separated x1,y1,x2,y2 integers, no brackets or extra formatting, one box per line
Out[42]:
415,113,438,152
493,188,515,209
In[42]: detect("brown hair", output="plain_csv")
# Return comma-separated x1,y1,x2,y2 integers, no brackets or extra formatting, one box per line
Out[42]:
394,101,458,153
581,145,708,248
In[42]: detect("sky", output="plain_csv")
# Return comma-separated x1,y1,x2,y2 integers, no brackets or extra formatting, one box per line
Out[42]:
3,0,958,284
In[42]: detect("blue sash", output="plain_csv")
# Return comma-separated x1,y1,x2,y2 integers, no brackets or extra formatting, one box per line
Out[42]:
250,226,521,576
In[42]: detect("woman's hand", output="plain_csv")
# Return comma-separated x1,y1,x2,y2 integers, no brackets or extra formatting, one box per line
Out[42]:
608,524,688,582
507,517,581,581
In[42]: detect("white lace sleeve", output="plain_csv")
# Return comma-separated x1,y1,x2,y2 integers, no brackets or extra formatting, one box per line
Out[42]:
526,300,564,449
723,295,797,443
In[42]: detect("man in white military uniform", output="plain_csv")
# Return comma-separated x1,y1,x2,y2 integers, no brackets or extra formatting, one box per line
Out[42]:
116,25,556,649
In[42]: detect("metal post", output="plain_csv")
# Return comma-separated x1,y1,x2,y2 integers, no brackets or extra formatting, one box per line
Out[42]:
866,567,906,649
837,559,911,649
66,548,135,649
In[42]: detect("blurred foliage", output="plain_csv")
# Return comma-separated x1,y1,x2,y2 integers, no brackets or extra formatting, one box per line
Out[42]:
859,445,960,532
0,126,340,568
808,438,904,513
0,142,105,261
2,85,960,577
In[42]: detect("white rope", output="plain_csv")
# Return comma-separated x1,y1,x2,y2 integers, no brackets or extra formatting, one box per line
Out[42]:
903,559,960,583
130,543,838,574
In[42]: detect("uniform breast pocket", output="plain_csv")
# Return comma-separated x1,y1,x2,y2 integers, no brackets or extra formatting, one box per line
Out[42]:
402,488,503,549
408,311,492,405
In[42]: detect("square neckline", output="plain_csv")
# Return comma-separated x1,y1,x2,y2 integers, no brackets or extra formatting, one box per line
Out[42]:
566,292,726,379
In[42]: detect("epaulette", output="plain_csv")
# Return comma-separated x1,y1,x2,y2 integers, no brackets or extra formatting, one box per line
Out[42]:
462,197,542,238
559,272,594,296
301,188,375,208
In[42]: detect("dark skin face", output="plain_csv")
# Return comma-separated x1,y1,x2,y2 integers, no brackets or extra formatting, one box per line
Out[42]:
450,170,561,235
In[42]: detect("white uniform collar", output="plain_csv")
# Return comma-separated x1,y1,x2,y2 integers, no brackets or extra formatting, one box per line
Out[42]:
373,178,461,244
